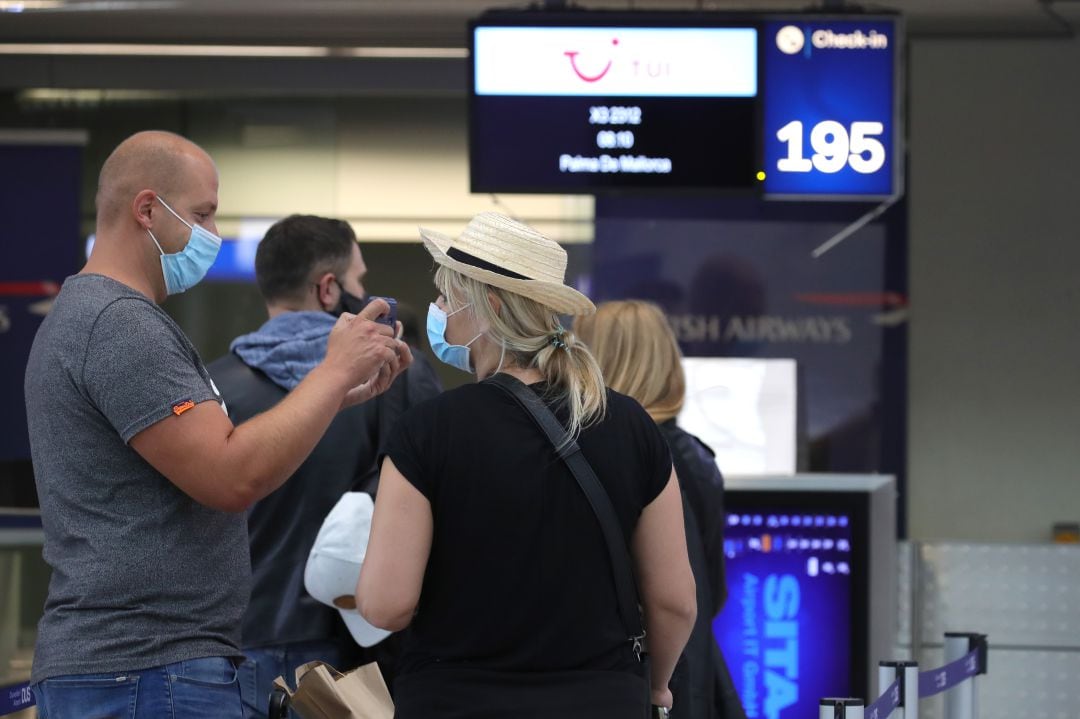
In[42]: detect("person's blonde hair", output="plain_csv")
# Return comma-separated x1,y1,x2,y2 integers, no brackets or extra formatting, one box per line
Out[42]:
435,264,607,442
574,300,685,424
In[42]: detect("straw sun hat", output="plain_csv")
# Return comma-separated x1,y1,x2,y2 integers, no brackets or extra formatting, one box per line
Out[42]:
419,212,595,316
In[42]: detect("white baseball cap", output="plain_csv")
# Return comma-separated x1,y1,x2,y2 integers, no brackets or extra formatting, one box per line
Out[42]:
304,492,392,647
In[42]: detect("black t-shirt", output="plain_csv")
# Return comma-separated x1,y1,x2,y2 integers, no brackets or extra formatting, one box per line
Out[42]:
383,380,671,678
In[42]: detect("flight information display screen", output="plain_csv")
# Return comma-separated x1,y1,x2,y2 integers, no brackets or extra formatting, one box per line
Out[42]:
469,12,902,199
471,23,759,193
762,19,899,198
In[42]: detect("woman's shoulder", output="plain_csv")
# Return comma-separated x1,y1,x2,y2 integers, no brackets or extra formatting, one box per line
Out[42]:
393,381,481,424
660,421,715,457
586,387,665,449
601,386,656,428
603,385,644,413
661,422,723,483
439,381,491,402
413,381,491,406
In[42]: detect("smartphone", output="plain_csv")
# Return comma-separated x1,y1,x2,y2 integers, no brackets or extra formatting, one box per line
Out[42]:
366,296,397,330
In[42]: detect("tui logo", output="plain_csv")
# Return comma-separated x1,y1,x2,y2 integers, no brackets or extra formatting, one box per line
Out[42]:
564,37,619,82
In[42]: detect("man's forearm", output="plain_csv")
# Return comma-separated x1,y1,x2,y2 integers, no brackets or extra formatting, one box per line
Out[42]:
220,362,353,507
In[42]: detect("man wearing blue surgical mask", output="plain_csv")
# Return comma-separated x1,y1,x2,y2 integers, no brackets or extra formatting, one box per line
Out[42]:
23,131,413,718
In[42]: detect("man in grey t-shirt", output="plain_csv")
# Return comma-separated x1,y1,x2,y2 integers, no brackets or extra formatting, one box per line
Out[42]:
23,130,412,718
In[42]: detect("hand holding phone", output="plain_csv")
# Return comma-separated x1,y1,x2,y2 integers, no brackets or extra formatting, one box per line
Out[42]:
365,296,397,329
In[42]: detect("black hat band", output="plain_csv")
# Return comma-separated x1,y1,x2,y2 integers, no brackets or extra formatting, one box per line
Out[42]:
447,247,532,281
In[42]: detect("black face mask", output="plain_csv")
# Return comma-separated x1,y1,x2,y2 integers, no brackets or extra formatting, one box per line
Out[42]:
328,279,368,317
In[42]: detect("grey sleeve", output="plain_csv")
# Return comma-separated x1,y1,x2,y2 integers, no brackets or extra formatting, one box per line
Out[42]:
83,299,218,443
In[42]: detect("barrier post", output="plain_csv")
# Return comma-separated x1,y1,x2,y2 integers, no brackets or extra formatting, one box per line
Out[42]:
878,660,919,719
820,698,865,719
876,656,920,716
943,632,985,719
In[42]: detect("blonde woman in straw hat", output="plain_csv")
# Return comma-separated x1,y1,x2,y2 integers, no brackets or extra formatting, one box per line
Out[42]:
356,213,696,718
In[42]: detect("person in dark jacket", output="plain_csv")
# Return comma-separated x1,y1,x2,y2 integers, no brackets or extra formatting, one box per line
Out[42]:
576,299,747,719
207,215,442,719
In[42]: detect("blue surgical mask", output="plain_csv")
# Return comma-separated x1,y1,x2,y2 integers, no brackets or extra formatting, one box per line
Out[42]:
147,196,222,295
427,302,481,373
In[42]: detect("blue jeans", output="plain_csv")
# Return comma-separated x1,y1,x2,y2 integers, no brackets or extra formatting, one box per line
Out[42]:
239,640,347,719
32,656,242,719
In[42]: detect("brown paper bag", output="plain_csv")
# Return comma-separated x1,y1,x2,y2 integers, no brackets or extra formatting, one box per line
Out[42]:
272,661,394,719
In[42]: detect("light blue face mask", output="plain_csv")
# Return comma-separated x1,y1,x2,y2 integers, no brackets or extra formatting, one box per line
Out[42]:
147,196,222,295
427,302,482,373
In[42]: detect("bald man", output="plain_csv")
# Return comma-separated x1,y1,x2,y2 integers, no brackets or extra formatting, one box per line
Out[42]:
23,131,412,717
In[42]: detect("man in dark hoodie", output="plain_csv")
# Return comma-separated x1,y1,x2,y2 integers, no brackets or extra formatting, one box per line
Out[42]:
207,215,442,719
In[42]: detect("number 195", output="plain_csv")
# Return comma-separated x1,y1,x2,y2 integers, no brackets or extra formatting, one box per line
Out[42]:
776,120,885,174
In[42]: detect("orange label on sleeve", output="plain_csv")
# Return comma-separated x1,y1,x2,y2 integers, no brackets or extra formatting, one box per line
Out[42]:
172,400,196,416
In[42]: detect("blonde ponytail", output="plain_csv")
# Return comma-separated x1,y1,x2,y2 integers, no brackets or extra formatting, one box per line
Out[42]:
533,324,607,442
435,265,607,441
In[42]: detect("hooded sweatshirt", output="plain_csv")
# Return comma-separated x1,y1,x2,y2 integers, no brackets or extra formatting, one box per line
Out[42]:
230,311,336,390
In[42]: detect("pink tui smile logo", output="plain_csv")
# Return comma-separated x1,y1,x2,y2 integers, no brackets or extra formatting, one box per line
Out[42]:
564,37,619,82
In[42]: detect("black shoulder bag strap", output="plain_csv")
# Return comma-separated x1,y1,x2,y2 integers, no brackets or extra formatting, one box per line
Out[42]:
485,373,646,660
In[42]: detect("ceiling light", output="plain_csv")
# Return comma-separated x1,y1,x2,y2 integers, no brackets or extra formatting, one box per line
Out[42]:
19,88,176,103
0,0,66,11
0,43,468,58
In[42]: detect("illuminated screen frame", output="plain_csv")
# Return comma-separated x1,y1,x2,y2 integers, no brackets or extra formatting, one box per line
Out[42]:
467,10,904,200
719,488,871,710
468,10,764,196
760,14,905,201
718,474,896,715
